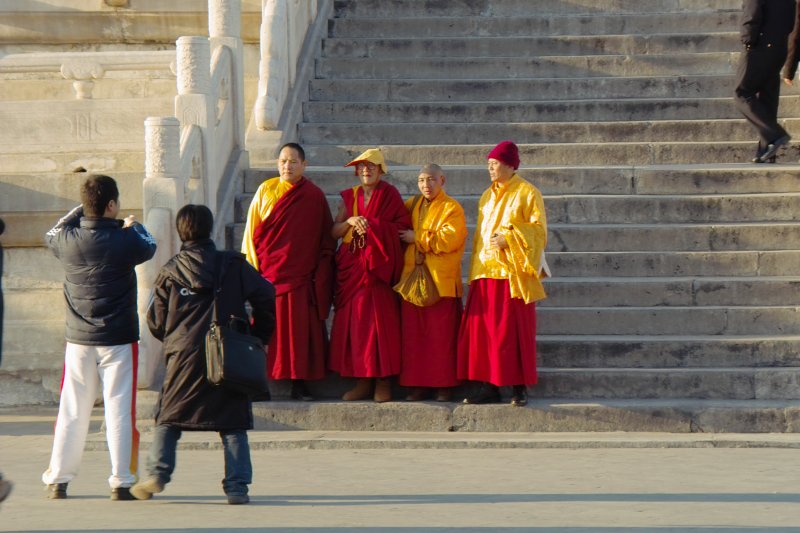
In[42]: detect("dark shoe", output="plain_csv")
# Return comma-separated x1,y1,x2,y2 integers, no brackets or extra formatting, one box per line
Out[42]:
463,383,501,404
130,477,165,500
290,380,314,401
511,385,528,407
435,388,452,402
46,483,67,500
111,487,136,501
251,390,271,402
0,479,13,503
757,135,791,163
227,493,250,505
405,387,428,401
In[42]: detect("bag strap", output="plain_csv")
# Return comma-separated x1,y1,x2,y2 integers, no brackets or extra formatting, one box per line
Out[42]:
210,253,225,325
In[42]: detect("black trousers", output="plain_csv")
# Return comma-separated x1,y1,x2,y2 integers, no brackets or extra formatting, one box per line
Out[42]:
734,44,790,151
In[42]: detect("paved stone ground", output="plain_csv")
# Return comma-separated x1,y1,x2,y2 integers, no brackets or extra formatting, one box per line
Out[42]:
1,409,799,532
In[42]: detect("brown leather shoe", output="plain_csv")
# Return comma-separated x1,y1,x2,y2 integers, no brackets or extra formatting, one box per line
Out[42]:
374,378,392,403
342,378,373,401
405,387,428,401
435,388,452,402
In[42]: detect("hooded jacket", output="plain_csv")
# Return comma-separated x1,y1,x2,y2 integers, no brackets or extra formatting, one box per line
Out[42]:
147,240,275,430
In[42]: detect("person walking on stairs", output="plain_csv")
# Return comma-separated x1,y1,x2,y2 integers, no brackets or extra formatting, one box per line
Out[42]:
734,0,796,163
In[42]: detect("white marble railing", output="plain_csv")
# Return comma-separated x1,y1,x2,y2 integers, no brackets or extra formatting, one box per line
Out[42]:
138,0,248,388
0,50,175,99
254,0,318,130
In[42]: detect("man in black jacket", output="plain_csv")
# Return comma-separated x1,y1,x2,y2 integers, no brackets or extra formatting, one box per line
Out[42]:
734,0,796,163
41,175,156,501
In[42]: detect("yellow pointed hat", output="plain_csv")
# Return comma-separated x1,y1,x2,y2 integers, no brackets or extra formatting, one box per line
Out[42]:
345,148,388,174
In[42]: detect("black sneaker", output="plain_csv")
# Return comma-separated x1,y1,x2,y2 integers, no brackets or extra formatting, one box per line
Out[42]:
46,483,67,500
227,493,250,505
510,385,528,407
111,487,136,501
463,383,501,404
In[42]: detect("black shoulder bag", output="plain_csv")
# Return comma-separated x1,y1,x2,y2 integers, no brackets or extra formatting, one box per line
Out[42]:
204,254,270,398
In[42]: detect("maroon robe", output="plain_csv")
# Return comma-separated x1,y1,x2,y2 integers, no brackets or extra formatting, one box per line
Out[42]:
329,181,412,378
252,177,335,380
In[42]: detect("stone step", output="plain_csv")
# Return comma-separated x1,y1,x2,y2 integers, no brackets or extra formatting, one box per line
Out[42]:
548,251,800,277
309,75,736,103
332,0,742,18
316,52,739,79
131,391,800,433
302,142,800,167
244,165,800,196
536,335,800,368
549,223,800,252
299,119,795,145
235,192,800,225
530,368,800,400
540,277,800,307
329,12,739,39
537,306,800,336
303,97,794,124
322,33,738,59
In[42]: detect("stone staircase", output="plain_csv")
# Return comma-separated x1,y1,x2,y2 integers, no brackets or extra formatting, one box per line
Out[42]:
225,0,800,432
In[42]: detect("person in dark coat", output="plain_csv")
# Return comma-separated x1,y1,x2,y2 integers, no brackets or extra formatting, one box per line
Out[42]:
734,0,797,163
131,205,275,505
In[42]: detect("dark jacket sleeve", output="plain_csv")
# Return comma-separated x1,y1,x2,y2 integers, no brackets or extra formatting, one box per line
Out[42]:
146,273,170,342
125,222,158,265
741,0,766,46
784,3,800,79
44,205,83,257
241,261,276,345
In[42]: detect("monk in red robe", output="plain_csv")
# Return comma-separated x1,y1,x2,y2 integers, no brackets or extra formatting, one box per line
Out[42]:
242,143,335,400
458,141,548,407
329,148,412,402
397,164,467,402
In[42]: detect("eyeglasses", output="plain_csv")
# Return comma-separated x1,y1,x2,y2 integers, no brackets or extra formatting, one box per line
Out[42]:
356,162,378,171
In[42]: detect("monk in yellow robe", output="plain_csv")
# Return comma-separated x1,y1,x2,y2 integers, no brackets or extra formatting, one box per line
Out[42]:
397,164,467,401
241,143,335,401
458,140,548,406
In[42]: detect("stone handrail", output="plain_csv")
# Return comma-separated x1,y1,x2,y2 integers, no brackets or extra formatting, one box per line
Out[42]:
254,0,318,130
0,51,175,99
137,0,248,388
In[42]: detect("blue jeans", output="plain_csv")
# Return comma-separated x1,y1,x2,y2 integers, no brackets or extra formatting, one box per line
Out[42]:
147,424,252,495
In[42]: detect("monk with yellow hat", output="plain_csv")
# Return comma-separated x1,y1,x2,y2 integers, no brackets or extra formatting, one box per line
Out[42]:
329,148,412,402
458,141,548,407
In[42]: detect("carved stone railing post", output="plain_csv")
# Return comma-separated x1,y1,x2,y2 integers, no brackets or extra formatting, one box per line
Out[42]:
175,36,217,209
209,0,246,151
137,116,183,388
255,0,289,130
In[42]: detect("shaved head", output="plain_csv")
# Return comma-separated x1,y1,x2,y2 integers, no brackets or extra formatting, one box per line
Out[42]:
419,163,444,177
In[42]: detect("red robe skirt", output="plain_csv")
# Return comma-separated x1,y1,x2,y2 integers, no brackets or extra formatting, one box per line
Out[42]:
328,182,411,378
457,278,538,387
399,297,462,388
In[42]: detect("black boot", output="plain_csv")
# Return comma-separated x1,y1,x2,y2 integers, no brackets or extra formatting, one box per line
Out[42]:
511,385,528,407
463,383,501,404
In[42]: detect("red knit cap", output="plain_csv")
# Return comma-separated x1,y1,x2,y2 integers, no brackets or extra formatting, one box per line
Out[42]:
487,140,520,170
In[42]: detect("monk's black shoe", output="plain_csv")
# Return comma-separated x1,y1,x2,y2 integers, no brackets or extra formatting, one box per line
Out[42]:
463,384,501,404
46,483,67,500
290,380,314,401
510,385,528,407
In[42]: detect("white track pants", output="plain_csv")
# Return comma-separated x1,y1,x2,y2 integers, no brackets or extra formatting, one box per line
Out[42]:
42,342,139,489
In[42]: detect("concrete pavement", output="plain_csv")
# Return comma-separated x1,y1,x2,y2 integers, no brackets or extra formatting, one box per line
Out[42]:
1,407,799,532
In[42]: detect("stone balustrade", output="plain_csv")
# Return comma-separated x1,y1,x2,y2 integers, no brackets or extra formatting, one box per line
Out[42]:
0,51,175,99
138,0,248,388
254,0,318,130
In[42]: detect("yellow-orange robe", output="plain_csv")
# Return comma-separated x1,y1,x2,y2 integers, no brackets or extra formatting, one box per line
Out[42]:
397,191,467,387
242,176,335,381
458,174,548,386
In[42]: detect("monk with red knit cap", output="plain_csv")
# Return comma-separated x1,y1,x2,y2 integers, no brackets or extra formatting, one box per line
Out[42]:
457,141,548,406
329,148,412,402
